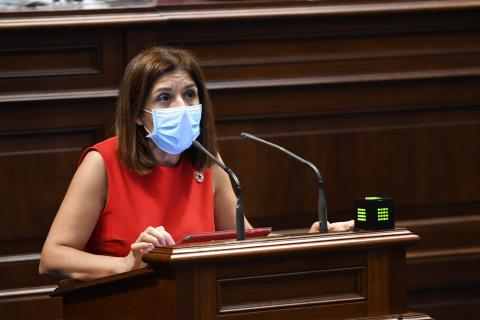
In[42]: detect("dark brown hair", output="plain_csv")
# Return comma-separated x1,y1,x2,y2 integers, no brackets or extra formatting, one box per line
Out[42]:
115,46,218,175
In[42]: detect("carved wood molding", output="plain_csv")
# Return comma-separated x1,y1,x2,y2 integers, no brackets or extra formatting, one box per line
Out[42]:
0,285,56,299
0,0,479,29
217,266,367,313
0,89,118,103
144,229,419,264
0,253,40,264
52,266,156,296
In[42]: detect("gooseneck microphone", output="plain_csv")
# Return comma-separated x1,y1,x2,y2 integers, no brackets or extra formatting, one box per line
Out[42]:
192,140,245,240
240,132,328,233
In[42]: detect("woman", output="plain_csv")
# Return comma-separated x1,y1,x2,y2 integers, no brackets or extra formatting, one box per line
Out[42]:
40,46,352,281
40,46,255,281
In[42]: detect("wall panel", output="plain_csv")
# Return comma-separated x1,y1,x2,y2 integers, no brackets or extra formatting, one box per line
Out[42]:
0,127,103,251
0,94,115,317
217,114,480,225
0,29,124,94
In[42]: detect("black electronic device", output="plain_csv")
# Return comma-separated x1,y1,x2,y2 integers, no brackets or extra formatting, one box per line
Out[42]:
354,196,395,230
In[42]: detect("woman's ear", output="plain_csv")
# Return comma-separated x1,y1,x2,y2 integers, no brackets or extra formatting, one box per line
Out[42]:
135,116,144,126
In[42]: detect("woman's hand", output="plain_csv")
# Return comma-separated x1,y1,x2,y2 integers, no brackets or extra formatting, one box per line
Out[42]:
309,220,355,233
120,226,175,273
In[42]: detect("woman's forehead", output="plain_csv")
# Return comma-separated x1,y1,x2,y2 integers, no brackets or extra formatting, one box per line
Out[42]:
153,70,195,88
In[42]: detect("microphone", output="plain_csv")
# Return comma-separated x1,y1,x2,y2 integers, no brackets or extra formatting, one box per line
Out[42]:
192,140,246,240
240,132,328,233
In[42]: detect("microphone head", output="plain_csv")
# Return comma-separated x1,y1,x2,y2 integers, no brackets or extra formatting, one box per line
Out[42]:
240,132,258,141
192,140,202,148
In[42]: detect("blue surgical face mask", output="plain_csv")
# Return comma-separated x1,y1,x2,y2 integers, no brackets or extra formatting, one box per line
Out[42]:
143,104,202,154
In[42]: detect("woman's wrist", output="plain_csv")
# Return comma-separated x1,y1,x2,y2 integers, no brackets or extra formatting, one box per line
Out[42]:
110,256,126,275
121,251,147,273
112,254,135,274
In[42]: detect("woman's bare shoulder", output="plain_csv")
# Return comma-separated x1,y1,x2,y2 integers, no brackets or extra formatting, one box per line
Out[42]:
68,150,108,202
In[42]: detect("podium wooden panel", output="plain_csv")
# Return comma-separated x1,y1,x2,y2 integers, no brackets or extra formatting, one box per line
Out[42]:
53,229,427,320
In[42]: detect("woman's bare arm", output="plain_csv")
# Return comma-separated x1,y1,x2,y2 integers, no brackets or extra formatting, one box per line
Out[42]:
39,151,128,280
39,151,174,281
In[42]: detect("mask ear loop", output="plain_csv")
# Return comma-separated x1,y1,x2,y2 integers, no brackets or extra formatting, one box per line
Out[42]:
144,126,153,136
142,109,153,136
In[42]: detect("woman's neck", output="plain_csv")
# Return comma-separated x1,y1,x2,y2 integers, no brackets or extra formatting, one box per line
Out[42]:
150,143,181,167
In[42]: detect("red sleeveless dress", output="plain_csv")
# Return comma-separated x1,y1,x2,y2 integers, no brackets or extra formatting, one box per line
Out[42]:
81,137,215,257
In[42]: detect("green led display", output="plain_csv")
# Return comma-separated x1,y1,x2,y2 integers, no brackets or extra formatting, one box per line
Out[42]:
357,208,367,221
365,196,382,200
377,207,389,221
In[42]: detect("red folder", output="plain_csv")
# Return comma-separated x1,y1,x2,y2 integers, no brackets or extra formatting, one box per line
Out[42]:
180,227,272,244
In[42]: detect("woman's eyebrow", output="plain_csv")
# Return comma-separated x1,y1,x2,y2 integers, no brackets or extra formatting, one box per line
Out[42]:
152,86,172,94
184,83,197,89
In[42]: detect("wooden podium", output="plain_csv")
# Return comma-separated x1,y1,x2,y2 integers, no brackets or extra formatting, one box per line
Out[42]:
53,229,431,320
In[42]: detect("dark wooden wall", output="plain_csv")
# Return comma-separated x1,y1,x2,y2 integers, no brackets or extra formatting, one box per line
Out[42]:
0,1,479,319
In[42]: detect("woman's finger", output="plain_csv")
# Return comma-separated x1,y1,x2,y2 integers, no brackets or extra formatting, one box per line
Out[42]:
341,220,355,231
309,221,319,233
131,242,154,255
146,227,166,246
138,231,161,247
330,222,343,232
161,229,175,246
309,221,333,233
328,220,355,232
147,226,175,246
134,226,175,247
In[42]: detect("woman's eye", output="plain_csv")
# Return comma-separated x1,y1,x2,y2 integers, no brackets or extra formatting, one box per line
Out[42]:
184,89,197,100
157,93,170,102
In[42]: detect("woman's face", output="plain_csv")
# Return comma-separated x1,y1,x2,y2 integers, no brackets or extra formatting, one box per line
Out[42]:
140,70,199,130
136,69,200,165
